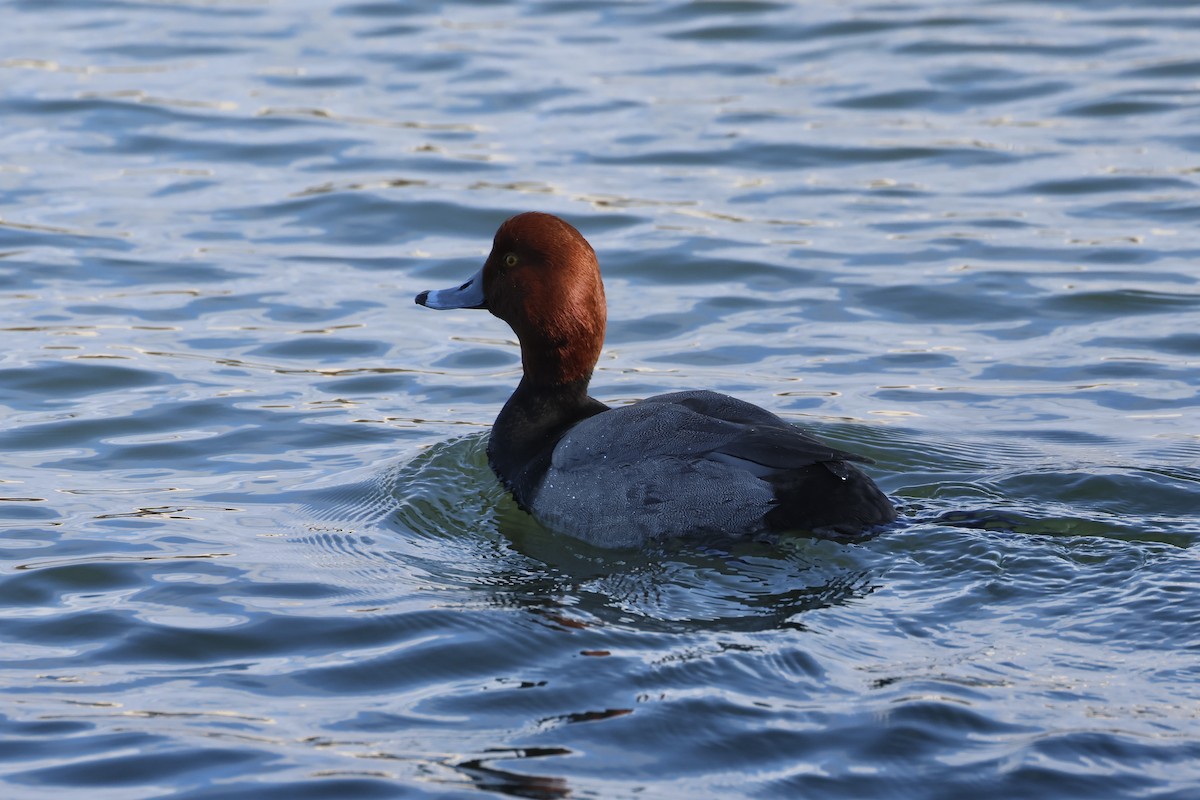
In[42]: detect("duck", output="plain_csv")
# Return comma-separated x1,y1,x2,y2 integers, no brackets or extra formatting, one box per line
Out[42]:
415,212,895,548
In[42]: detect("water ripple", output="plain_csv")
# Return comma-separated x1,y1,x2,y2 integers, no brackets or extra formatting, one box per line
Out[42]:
2,0,1198,797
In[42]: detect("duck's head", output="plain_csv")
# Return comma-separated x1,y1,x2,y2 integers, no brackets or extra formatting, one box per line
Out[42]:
416,212,606,387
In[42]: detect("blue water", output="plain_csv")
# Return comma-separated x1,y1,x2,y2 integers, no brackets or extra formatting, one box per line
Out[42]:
2,1,1199,797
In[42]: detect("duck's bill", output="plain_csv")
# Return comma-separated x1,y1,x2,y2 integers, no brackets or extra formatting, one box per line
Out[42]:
414,267,486,310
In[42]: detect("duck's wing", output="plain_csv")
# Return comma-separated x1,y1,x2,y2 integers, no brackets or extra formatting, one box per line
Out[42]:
552,390,871,477
542,390,894,543
647,391,895,533
650,390,873,472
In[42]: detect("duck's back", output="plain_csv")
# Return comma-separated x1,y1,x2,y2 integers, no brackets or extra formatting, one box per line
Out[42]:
528,390,894,548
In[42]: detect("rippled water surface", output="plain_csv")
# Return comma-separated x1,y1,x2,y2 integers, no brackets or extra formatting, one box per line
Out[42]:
3,1,1199,797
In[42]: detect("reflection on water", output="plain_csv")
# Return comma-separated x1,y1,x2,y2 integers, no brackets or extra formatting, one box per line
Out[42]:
2,0,1199,797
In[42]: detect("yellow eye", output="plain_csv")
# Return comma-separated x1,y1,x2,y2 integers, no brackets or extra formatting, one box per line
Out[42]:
504,253,518,267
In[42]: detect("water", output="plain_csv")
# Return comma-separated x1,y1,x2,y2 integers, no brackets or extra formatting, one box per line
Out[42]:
2,0,1198,797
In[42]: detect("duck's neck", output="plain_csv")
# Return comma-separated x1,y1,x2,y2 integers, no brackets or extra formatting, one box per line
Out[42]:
487,375,608,508
513,323,603,388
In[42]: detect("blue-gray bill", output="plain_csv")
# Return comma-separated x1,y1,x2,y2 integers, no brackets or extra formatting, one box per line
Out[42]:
415,267,486,310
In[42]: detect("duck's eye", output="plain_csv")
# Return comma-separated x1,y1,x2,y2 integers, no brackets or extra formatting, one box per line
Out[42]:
503,253,518,268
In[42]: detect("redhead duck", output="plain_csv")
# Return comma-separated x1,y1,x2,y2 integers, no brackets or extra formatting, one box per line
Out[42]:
416,212,895,548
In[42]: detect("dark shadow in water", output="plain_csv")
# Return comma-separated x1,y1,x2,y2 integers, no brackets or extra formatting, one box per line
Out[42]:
444,747,574,800
926,506,1194,548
